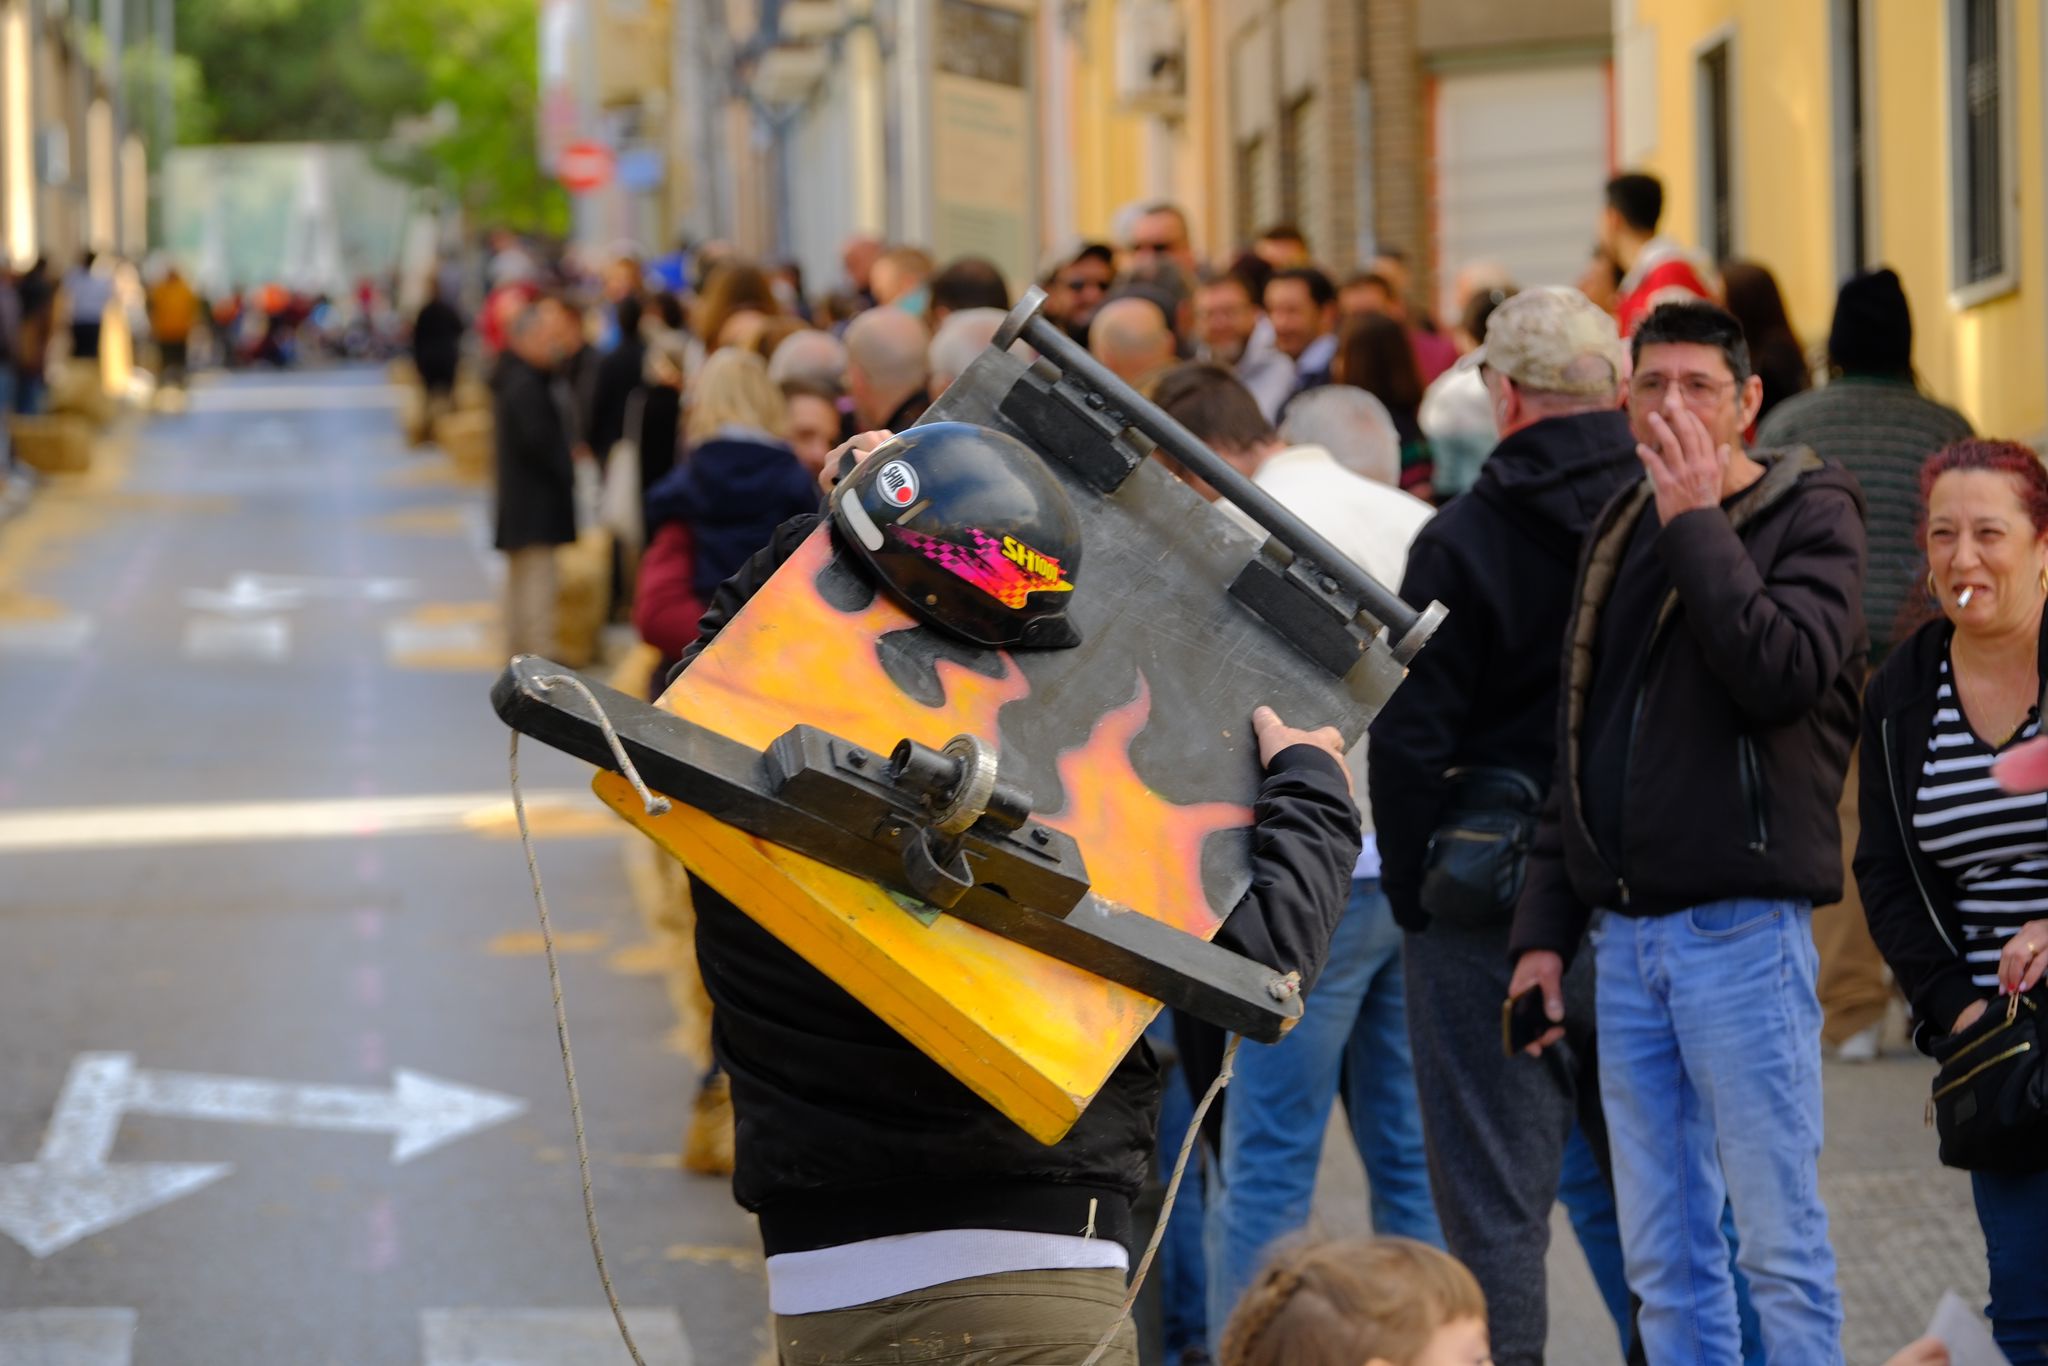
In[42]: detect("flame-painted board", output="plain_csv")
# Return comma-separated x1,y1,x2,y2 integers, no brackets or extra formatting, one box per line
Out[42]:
601,343,1406,1143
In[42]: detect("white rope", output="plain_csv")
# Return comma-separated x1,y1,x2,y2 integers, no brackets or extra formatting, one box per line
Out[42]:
509,670,672,1366
1079,1033,1243,1366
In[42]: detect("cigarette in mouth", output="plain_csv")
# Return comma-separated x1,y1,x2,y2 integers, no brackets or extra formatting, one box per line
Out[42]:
1959,587,1976,607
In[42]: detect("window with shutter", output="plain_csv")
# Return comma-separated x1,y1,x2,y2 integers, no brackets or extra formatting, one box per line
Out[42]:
1948,0,2016,300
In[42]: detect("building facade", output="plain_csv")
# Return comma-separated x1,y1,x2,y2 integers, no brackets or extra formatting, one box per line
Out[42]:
1617,0,2048,440
666,0,1618,312
0,0,160,269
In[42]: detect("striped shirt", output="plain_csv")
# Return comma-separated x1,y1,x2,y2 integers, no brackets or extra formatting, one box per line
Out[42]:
1912,656,2048,988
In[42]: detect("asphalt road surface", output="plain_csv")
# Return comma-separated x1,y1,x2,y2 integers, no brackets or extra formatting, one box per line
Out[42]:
0,370,763,1364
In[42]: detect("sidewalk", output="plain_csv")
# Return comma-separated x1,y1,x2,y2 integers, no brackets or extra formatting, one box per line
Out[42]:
1309,1026,1987,1366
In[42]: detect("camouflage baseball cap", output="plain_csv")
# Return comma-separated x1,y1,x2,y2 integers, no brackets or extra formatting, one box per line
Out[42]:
1474,285,1626,397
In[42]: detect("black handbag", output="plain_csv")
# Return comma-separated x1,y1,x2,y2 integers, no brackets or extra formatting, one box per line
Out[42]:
1419,767,1543,931
1927,986,2048,1172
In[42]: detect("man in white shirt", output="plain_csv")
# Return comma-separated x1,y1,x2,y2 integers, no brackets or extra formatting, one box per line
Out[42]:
1148,363,1444,1350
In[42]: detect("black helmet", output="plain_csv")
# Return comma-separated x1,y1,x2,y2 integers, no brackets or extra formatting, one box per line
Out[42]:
829,422,1084,649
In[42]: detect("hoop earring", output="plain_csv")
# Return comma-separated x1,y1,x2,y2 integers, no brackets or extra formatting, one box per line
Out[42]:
1929,571,1940,600
2039,565,2047,595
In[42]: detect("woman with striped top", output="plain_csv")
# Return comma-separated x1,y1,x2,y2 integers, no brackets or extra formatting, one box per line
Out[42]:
1854,438,2048,1361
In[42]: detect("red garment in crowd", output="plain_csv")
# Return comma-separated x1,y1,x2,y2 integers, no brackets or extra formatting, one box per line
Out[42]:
1615,236,1717,336
1410,327,1460,386
633,520,707,661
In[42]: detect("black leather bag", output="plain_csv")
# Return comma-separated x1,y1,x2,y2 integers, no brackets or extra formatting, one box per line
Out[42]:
1928,986,2048,1172
1419,767,1543,931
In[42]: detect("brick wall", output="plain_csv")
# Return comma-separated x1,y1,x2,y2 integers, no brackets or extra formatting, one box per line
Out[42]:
1363,0,1429,304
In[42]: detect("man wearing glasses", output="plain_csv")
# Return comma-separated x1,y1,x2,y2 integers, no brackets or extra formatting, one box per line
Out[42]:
1039,242,1115,346
1509,301,1865,1364
1125,202,1201,280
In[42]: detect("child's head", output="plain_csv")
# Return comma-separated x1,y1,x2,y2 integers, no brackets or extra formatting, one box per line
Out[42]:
1219,1237,1490,1366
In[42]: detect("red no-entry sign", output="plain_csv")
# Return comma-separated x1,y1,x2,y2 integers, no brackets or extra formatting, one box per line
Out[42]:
556,140,615,194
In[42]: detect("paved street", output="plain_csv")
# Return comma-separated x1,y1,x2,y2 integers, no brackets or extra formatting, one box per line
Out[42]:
0,368,2003,1365
0,371,764,1364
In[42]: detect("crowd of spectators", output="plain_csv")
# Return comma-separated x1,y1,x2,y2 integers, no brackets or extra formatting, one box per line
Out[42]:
457,172,2047,1364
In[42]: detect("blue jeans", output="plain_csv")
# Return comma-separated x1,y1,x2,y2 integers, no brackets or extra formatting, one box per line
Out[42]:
1204,879,1441,1344
1595,900,1842,1365
1973,1166,2048,1361
1145,1014,1208,1362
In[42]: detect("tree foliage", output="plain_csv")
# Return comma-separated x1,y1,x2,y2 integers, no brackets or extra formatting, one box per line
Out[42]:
177,0,566,233
363,0,568,235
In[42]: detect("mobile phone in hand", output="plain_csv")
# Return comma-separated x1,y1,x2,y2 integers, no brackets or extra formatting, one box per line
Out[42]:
1502,984,1554,1056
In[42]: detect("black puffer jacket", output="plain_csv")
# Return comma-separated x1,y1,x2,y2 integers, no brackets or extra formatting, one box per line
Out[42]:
1369,409,1640,931
677,517,1362,1257
1510,450,1868,959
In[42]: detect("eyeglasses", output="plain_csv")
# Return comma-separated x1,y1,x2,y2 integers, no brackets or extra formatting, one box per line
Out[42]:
1628,374,1737,407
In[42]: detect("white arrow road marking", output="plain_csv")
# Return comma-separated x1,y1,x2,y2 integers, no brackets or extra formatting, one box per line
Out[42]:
182,574,417,617
0,1308,137,1364
181,581,306,615
241,573,417,603
422,1309,693,1366
0,1055,526,1258
126,1066,527,1164
0,1056,230,1260
0,790,592,852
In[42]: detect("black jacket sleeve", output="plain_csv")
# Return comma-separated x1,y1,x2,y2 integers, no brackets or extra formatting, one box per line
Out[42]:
1656,485,1867,726
1368,529,1488,930
1209,745,1363,996
1852,673,1985,1050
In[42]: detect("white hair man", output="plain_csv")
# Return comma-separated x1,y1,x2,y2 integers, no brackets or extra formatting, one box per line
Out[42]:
1281,385,1404,488
768,328,849,390
844,307,931,431
927,307,1007,400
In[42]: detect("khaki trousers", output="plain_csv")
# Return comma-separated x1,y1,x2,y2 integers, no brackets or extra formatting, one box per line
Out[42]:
503,545,559,658
774,1268,1138,1365
1814,746,1894,1044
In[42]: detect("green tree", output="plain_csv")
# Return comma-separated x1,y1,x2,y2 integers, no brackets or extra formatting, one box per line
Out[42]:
175,0,566,234
176,0,424,143
364,0,568,235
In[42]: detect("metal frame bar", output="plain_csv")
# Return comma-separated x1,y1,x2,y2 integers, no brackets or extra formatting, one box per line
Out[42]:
995,287,1445,661
493,656,1301,1041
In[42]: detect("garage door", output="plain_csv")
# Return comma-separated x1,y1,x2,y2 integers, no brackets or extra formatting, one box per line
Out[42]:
1432,62,1610,322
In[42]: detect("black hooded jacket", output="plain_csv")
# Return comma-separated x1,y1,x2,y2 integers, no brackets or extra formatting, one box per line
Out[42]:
676,516,1362,1258
1510,449,1868,959
1369,409,1641,931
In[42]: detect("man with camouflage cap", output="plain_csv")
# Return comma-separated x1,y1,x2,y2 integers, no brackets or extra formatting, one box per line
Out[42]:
1369,286,1646,1364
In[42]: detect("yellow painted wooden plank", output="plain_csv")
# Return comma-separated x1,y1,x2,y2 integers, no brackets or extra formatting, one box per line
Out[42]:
607,529,1248,1142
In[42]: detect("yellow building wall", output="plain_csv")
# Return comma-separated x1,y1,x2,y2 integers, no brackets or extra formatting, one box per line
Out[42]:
1068,0,1153,242
1867,0,2045,440
1629,0,2047,440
